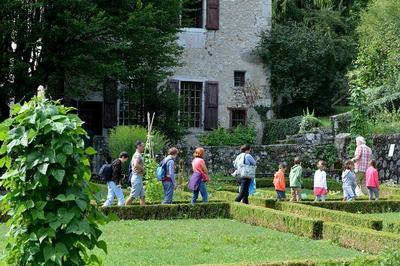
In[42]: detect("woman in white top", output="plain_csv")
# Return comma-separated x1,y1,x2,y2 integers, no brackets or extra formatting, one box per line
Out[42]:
313,160,328,201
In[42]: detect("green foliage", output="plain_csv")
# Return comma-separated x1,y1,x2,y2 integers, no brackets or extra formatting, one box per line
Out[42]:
0,0,184,138
353,0,400,89
370,108,400,134
276,201,382,230
198,125,256,146
0,98,107,265
230,202,323,239
260,5,359,117
299,109,322,133
108,125,169,159
143,157,164,203
263,116,302,144
101,202,230,220
349,83,370,137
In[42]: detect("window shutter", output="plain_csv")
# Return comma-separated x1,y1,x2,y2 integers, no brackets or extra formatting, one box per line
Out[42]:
206,0,220,30
103,78,118,128
204,81,219,130
167,79,179,94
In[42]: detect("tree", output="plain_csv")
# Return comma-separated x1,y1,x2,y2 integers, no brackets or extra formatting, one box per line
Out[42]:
0,0,184,140
352,0,400,89
259,10,356,117
259,0,368,117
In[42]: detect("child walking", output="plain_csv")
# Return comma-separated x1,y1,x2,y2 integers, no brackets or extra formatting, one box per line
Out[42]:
342,160,357,201
273,162,287,200
313,160,328,202
289,157,303,202
366,160,379,201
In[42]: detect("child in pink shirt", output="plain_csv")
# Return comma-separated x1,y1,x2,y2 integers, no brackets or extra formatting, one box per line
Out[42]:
365,160,379,201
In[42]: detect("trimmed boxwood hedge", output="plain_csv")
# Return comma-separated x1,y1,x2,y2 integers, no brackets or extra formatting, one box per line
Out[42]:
301,200,400,213
263,116,303,144
381,186,400,199
213,191,277,208
101,202,230,220
275,201,382,231
230,202,323,239
209,257,378,266
323,222,400,254
214,178,342,191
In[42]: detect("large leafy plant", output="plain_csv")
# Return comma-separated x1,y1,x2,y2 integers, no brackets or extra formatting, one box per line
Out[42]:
0,98,107,265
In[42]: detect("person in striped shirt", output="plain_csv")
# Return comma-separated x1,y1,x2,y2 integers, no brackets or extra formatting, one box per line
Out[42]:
352,136,372,195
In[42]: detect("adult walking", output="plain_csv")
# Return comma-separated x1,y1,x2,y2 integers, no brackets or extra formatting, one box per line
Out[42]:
352,136,372,195
161,147,179,204
189,147,209,203
126,141,146,206
102,152,130,207
234,144,257,204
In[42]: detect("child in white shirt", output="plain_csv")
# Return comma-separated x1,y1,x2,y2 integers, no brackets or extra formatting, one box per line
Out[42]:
313,160,328,202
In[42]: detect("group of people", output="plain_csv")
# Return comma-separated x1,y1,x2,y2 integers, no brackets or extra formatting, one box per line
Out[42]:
273,136,380,202
102,135,380,207
102,142,211,207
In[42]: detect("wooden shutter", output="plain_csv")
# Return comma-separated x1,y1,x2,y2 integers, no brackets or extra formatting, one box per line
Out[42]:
167,79,179,94
206,0,220,30
204,81,219,130
103,78,118,128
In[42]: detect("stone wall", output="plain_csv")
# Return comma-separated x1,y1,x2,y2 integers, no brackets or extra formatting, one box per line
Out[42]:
179,143,339,178
373,134,400,182
278,129,334,145
172,0,272,143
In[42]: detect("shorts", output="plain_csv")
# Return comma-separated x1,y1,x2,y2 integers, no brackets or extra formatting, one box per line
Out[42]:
130,175,145,198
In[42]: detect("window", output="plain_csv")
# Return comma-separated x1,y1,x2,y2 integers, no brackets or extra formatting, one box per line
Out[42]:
118,80,145,126
230,109,247,127
182,0,203,28
234,71,246,87
180,81,203,128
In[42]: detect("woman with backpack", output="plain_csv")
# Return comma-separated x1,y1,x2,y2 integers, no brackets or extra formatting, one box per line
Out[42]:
159,147,179,204
188,147,210,203
233,144,257,204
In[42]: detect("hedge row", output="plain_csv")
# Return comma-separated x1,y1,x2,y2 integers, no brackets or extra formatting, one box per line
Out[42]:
275,201,382,230
101,202,230,220
380,186,400,199
213,191,277,208
301,200,400,213
214,178,342,191
209,257,378,266
230,203,323,239
323,222,400,254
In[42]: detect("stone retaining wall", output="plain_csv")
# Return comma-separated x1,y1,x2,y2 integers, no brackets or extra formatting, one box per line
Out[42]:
373,134,400,182
179,143,339,177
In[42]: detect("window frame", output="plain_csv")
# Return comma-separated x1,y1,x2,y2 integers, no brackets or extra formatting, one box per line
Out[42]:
234,71,246,87
228,108,247,128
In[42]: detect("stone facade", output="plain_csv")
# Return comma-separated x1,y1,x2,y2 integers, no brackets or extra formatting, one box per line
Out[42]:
373,134,400,182
171,0,272,144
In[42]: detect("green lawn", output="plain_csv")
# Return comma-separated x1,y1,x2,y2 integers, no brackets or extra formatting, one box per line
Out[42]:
0,219,364,265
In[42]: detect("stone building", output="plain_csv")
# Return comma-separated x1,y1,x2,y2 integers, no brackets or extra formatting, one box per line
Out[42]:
72,0,272,144
168,0,272,143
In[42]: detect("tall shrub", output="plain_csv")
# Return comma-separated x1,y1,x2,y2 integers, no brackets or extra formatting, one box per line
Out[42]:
0,98,107,265
108,125,169,159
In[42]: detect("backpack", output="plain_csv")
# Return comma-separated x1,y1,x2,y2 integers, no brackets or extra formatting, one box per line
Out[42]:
156,158,172,181
99,163,113,182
